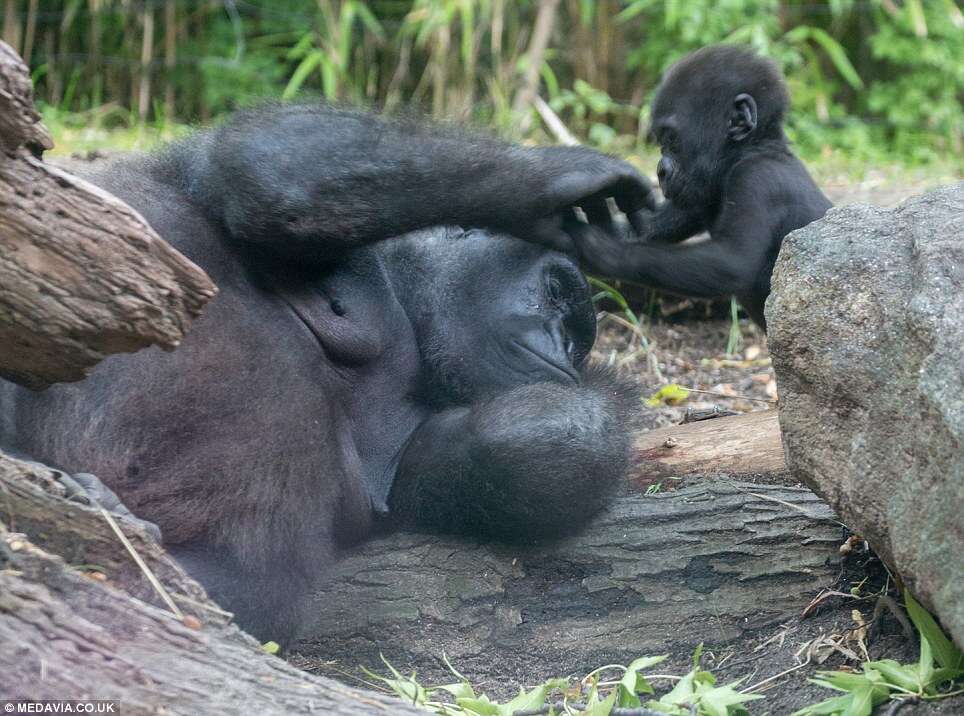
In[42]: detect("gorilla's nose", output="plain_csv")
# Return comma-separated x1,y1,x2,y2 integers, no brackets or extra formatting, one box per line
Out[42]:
657,158,670,183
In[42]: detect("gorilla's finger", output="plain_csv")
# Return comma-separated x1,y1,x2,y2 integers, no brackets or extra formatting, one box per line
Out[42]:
612,175,657,215
528,216,577,254
627,208,649,236
581,194,614,231
568,221,639,279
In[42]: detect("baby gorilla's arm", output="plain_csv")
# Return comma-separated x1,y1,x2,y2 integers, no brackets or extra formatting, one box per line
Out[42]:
388,368,633,540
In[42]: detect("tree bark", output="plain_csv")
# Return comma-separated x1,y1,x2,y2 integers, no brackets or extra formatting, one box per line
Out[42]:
296,480,841,685
0,40,52,151
631,410,787,483
0,40,216,390
0,451,423,714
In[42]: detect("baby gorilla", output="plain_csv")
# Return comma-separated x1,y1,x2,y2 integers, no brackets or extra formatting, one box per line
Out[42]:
573,45,832,329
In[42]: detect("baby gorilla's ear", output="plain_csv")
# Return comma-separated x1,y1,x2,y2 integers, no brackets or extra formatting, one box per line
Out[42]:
727,93,757,141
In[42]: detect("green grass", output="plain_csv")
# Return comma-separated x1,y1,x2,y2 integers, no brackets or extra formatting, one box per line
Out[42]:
39,105,191,156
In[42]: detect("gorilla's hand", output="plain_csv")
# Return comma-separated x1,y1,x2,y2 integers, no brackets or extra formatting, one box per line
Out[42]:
568,222,645,280
506,147,656,253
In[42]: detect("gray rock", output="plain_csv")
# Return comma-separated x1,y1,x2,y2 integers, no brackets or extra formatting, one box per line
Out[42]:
767,183,964,647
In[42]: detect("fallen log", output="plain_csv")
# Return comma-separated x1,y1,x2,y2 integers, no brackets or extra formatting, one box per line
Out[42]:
296,479,841,686
631,410,786,482
0,40,216,390
0,451,423,715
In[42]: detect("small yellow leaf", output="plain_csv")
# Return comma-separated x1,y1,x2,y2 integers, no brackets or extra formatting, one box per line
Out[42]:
262,641,281,654
645,384,690,408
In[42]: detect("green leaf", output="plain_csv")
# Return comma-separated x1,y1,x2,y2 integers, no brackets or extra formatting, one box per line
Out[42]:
905,592,964,670
502,682,551,715
456,695,502,715
660,668,697,708
582,688,617,716
791,693,856,715
918,628,935,688
698,683,765,716
261,640,280,654
437,681,476,700
354,2,385,41
929,666,964,687
861,659,919,693
628,655,668,672
283,51,323,99
806,28,864,89
839,679,888,716
810,671,874,693
618,654,667,704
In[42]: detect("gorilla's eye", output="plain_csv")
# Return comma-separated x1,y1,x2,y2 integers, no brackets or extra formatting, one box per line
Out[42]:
546,276,565,305
660,127,679,151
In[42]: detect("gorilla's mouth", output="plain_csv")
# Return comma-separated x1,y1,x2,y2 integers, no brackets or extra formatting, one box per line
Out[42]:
510,340,579,384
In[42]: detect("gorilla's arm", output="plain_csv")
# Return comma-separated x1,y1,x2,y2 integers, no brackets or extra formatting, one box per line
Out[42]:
574,225,769,298
573,162,788,297
630,200,709,244
388,371,632,539
173,105,652,258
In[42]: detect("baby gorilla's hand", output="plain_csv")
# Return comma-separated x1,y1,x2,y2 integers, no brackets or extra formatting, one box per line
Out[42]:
512,147,655,253
567,221,647,280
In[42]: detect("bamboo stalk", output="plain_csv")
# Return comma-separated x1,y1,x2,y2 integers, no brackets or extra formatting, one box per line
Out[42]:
164,0,176,121
22,0,36,65
512,0,560,129
2,0,19,55
139,4,154,121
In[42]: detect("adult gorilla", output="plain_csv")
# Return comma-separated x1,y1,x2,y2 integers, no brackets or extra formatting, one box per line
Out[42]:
573,45,832,329
0,105,650,642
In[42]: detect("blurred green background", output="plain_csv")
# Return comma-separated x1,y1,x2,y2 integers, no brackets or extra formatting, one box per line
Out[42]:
5,0,962,174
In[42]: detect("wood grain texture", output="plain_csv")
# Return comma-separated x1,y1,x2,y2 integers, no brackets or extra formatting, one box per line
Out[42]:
0,40,216,390
0,40,52,151
631,410,786,482
297,480,840,685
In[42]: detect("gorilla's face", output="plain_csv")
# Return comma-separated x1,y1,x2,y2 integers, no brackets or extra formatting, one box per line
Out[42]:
650,73,734,213
480,250,594,387
400,230,595,405
651,108,721,211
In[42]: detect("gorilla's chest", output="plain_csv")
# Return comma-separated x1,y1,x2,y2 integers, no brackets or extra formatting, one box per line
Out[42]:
261,251,426,510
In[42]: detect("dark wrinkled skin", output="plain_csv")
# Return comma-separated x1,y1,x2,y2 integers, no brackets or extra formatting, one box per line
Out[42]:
0,105,643,643
571,45,832,329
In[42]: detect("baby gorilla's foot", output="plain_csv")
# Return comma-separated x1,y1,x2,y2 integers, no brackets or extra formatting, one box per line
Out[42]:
55,469,162,543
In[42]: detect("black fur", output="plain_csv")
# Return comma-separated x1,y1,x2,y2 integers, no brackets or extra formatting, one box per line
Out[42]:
0,106,644,642
572,45,832,329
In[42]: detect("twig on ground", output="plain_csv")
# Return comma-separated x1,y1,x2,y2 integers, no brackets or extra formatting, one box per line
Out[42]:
100,507,183,619
740,655,813,694
513,703,666,716
684,388,776,404
872,594,916,644
882,696,919,715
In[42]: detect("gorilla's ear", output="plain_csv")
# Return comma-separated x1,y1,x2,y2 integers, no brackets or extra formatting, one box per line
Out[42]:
728,93,757,141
